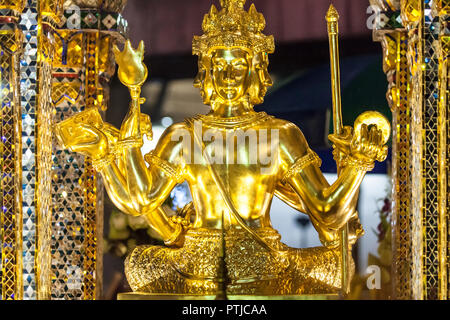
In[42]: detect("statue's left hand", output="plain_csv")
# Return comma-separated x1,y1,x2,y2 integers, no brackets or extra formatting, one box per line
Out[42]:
348,214,364,245
350,111,390,163
350,124,388,163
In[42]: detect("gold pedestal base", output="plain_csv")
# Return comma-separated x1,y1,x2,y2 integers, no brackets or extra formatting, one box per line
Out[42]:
117,292,340,300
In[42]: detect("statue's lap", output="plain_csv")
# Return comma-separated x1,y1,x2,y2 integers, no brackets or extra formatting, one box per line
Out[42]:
125,227,348,296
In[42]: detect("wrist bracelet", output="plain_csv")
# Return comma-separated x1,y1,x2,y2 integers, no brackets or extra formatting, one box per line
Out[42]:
91,153,116,172
113,138,144,157
321,238,340,249
144,151,185,183
281,149,322,184
117,137,143,149
341,155,375,172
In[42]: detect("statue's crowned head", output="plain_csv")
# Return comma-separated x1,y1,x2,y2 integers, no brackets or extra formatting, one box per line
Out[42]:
193,0,274,106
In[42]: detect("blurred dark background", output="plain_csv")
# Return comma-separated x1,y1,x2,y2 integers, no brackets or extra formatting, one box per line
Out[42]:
102,0,391,299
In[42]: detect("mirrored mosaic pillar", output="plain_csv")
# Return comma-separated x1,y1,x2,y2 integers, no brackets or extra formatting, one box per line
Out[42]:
51,0,127,300
371,0,413,299
373,0,450,300
373,0,449,300
0,0,63,300
0,0,25,301
402,0,449,300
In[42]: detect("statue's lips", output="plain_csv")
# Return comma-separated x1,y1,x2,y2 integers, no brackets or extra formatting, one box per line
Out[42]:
221,88,237,96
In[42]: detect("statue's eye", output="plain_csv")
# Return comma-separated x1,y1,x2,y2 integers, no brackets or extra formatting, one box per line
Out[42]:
232,59,247,70
213,59,226,69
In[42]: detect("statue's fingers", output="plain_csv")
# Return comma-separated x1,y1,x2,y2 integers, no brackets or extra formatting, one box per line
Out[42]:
377,129,383,146
369,125,377,145
361,124,368,143
377,146,388,162
367,126,373,145
374,128,380,147
342,125,353,138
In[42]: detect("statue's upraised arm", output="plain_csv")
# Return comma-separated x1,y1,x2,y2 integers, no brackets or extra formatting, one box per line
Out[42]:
279,121,387,232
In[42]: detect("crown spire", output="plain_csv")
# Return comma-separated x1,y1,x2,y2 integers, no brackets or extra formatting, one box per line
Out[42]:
192,0,274,55
219,0,246,9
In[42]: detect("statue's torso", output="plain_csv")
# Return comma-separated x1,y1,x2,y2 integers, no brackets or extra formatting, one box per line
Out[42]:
170,114,303,229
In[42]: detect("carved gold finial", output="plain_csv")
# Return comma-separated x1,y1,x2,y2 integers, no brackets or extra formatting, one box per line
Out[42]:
113,40,147,88
219,0,246,8
192,0,274,55
326,4,340,22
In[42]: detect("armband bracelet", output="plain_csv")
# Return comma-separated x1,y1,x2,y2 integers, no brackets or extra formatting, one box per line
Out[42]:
281,149,322,184
115,137,143,153
144,151,185,183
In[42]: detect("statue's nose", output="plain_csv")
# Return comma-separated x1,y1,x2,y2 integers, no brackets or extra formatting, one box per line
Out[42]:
226,64,232,78
223,64,234,83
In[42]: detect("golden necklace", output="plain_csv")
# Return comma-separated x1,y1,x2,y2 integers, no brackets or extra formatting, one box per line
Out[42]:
188,112,273,131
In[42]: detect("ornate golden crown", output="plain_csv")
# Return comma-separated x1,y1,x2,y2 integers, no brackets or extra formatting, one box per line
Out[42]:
192,0,275,55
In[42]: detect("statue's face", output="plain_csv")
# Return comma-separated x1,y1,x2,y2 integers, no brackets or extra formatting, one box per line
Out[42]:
194,48,272,106
193,54,213,104
210,48,251,102
254,53,273,97
250,52,273,104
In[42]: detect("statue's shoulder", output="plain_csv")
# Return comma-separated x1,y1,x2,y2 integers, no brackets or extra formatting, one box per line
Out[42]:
268,117,309,155
267,117,302,133
163,121,190,133
157,121,191,145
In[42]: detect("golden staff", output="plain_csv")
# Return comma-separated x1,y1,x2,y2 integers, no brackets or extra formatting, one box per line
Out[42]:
326,4,351,295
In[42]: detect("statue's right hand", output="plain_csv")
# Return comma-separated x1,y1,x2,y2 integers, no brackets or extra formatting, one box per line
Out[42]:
70,124,110,159
55,109,110,160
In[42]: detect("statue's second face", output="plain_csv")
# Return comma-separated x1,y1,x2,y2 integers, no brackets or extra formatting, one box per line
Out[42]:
210,48,251,102
250,52,273,105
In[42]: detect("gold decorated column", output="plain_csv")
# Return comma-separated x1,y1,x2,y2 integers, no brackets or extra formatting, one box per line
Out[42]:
372,0,449,299
0,0,63,300
51,0,127,300
373,0,449,300
402,0,449,300
371,0,412,299
0,0,25,300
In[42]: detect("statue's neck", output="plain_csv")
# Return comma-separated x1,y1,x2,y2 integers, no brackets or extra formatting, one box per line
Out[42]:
210,99,255,118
